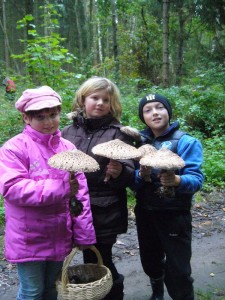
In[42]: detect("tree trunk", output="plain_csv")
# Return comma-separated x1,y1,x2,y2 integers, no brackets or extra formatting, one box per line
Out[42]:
74,0,84,59
1,0,20,73
90,0,98,65
162,0,170,87
25,0,33,38
2,0,9,70
111,0,119,80
175,3,185,85
97,19,103,65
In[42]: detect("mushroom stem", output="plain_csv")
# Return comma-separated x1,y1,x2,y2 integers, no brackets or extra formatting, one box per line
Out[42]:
69,172,79,195
104,159,112,183
139,165,152,182
157,170,175,197
69,172,83,216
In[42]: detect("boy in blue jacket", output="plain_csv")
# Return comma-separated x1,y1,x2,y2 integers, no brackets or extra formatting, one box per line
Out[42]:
134,94,204,300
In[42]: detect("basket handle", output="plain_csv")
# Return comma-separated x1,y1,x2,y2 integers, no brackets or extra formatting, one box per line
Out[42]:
61,245,103,288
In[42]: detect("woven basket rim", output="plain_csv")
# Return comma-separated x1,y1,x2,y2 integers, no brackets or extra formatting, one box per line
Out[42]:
57,263,110,288
56,246,113,300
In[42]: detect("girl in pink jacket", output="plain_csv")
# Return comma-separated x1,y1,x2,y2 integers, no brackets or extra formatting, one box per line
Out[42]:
0,86,96,300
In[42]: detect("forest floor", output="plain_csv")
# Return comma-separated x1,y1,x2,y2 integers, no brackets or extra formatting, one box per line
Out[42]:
0,189,225,300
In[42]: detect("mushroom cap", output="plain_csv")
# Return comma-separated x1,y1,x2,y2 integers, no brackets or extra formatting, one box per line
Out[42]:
48,149,100,172
140,148,185,170
120,126,141,141
92,139,141,160
138,144,157,157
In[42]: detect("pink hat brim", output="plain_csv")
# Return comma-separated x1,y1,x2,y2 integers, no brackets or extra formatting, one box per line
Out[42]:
24,97,62,111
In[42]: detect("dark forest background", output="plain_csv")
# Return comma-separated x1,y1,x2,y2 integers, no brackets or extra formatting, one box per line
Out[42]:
0,0,224,191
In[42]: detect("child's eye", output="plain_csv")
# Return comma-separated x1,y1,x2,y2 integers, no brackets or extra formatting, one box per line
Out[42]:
35,115,45,121
50,113,58,118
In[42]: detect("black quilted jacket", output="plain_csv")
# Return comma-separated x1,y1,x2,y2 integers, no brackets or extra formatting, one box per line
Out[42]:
62,113,135,240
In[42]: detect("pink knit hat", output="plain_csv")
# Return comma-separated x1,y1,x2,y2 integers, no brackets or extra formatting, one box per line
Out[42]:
15,86,62,112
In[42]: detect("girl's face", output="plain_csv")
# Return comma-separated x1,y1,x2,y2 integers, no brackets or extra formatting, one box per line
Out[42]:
23,107,60,134
83,89,111,118
143,102,169,137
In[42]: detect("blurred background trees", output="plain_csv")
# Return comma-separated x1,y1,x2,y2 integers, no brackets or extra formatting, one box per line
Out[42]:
0,0,224,190
0,0,224,85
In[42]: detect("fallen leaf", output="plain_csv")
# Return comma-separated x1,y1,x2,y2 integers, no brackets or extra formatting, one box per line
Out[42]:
194,204,202,209
200,221,212,226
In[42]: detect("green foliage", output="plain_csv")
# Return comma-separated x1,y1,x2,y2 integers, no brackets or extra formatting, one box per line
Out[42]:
0,94,24,145
0,196,4,224
202,136,225,191
0,76,224,221
127,189,136,209
177,64,225,138
195,288,225,299
191,63,225,89
120,71,225,190
11,4,77,89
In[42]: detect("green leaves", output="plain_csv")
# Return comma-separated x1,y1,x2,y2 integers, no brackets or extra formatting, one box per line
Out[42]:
202,136,225,190
12,4,77,89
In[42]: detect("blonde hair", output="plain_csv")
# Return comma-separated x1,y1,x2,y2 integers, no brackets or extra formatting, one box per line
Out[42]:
72,77,122,121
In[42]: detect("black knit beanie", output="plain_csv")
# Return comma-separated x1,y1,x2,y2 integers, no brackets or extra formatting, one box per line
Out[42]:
138,93,172,124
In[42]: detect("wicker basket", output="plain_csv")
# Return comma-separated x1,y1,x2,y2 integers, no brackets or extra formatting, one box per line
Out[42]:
56,245,113,300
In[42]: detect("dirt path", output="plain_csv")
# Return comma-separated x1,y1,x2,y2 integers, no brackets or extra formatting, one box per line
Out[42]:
117,223,225,299
1,190,225,299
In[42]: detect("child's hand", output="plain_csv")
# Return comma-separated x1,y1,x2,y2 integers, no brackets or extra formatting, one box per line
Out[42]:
104,159,123,182
158,170,181,187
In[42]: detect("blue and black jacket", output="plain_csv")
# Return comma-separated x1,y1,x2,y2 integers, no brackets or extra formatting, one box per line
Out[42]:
135,121,204,211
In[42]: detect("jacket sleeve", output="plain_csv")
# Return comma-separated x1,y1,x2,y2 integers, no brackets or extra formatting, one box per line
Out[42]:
176,135,204,194
0,144,71,207
72,171,96,245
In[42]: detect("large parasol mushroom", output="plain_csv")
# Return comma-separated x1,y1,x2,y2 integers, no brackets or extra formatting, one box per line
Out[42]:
140,148,185,170
135,145,158,182
48,149,100,173
120,126,142,142
48,149,100,216
92,139,141,182
92,139,141,160
138,144,157,157
139,148,185,196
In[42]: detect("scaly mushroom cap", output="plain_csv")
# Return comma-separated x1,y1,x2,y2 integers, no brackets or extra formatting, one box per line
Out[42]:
140,148,185,170
48,149,100,172
138,144,157,157
120,126,141,141
92,139,141,159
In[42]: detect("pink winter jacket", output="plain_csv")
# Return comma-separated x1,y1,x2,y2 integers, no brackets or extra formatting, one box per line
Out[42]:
0,125,96,263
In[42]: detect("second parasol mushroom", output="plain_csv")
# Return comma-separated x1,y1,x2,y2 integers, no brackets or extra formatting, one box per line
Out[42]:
120,125,142,142
91,139,141,182
139,147,185,196
48,149,100,216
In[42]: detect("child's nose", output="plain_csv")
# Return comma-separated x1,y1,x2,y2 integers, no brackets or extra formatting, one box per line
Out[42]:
43,116,53,123
97,98,104,104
